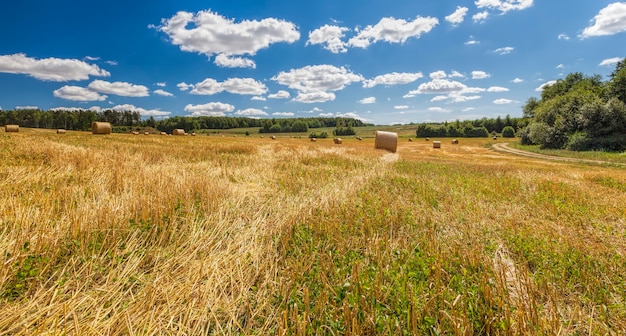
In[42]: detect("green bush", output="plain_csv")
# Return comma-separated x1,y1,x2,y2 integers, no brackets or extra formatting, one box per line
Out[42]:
502,126,516,138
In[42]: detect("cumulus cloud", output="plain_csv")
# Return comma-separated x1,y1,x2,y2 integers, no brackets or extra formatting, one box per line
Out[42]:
155,10,300,68
446,6,469,25
394,105,409,110
307,25,350,53
581,2,626,38
600,57,623,66
235,108,268,116
449,71,464,78
184,102,235,116
535,80,557,91
251,96,266,101
272,64,362,102
558,33,570,40
494,47,514,55
319,113,335,117
511,77,524,83
189,77,268,96
358,97,376,104
462,107,475,112
15,105,39,110
88,80,149,97
347,16,439,48
214,54,256,69
110,104,171,117
487,86,510,92
473,11,489,22
268,90,291,99
156,82,166,87
273,112,295,117
493,99,517,104
471,71,491,79
430,70,448,80
465,38,480,45
362,72,423,88
154,89,173,97
177,82,194,91
54,86,107,101
404,78,484,102
475,0,534,13
0,53,110,81
428,107,450,113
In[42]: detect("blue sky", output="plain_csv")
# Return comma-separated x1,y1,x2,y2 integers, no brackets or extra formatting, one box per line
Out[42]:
1,0,625,125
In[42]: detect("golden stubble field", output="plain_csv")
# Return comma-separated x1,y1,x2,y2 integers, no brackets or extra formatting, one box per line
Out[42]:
0,128,625,335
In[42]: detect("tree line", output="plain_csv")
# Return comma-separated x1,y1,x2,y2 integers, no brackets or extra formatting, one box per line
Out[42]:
415,115,526,138
519,58,626,151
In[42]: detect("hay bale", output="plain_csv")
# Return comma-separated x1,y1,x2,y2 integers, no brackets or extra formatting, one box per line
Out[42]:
357,136,363,141
493,136,498,140
452,139,459,144
271,135,276,140
310,137,317,142
91,122,112,135
408,138,413,142
433,141,441,149
425,137,430,141
5,125,19,133
172,129,185,136
132,131,139,135
160,132,166,135
191,133,197,136
333,138,342,144
374,131,398,153
144,131,150,135
56,129,66,134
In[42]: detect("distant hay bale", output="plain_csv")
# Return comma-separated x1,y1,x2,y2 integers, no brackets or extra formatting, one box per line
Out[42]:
425,137,430,141
160,132,166,135
191,133,197,136
91,122,112,135
310,137,317,142
408,138,413,142
357,136,363,141
433,141,441,149
144,131,150,135
270,135,276,140
333,138,342,144
56,129,66,134
493,136,498,140
452,139,459,144
172,129,185,136
374,131,398,153
132,131,139,135
5,125,19,133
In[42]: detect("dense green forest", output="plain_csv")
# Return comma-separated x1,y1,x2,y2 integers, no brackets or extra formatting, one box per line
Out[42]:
519,58,626,151
414,114,526,138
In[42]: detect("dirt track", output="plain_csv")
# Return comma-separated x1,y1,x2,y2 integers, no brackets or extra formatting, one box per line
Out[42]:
492,142,625,167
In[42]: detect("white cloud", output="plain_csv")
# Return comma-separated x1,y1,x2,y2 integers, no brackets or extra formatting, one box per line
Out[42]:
430,70,448,79
363,72,423,88
311,107,323,112
189,77,267,95
268,90,291,99
272,64,362,101
487,86,509,92
447,93,482,102
465,38,480,45
556,64,565,69
156,82,166,87
184,102,235,116
431,95,448,102
235,108,268,116
0,53,110,82
15,105,39,110
446,6,469,25
214,54,256,69
307,25,350,53
449,71,464,78
535,80,557,91
581,2,626,38
105,60,117,66
494,47,514,55
462,107,475,112
295,91,336,103
273,112,295,117
600,57,623,66
493,99,517,104
471,71,491,79
404,78,467,97
84,56,100,61
53,86,107,101
511,77,524,83
319,113,334,117
473,11,489,22
156,10,300,67
154,89,173,97
475,0,534,13
428,107,450,113
177,82,194,91
251,96,266,101
558,33,570,40
394,105,409,110
110,104,171,117
358,97,376,104
347,16,439,48
88,80,149,97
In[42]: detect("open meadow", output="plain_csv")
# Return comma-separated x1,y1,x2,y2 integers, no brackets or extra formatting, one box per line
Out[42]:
1,128,625,335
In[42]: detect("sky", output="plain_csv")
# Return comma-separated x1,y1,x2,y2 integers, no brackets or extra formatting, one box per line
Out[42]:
1,0,625,125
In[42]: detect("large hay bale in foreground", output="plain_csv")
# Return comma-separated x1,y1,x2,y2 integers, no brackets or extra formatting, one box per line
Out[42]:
57,129,66,134
433,141,441,149
91,122,112,135
374,131,398,153
4,125,19,133
172,129,185,136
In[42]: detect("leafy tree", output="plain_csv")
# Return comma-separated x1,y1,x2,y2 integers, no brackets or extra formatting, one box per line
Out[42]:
502,126,515,138
609,58,626,104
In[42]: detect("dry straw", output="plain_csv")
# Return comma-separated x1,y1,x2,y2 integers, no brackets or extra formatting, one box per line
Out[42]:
4,125,19,132
374,131,397,153
433,141,441,149
91,122,112,135
334,138,343,144
56,129,66,134
173,129,185,136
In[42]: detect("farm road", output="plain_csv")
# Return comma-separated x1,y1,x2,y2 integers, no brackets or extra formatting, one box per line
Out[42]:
492,143,626,167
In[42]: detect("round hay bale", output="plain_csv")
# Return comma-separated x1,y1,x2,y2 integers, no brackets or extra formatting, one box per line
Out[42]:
452,139,459,144
270,135,276,140
132,131,139,135
493,136,498,140
374,131,398,153
191,133,197,136
408,138,413,142
172,129,185,136
160,132,166,135
433,141,441,149
310,137,317,142
425,137,430,141
333,138,342,144
144,131,150,135
91,122,112,135
5,125,19,133
56,129,66,134
357,136,363,141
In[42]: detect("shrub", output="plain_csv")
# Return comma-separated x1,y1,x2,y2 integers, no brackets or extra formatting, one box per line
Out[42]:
502,126,516,138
